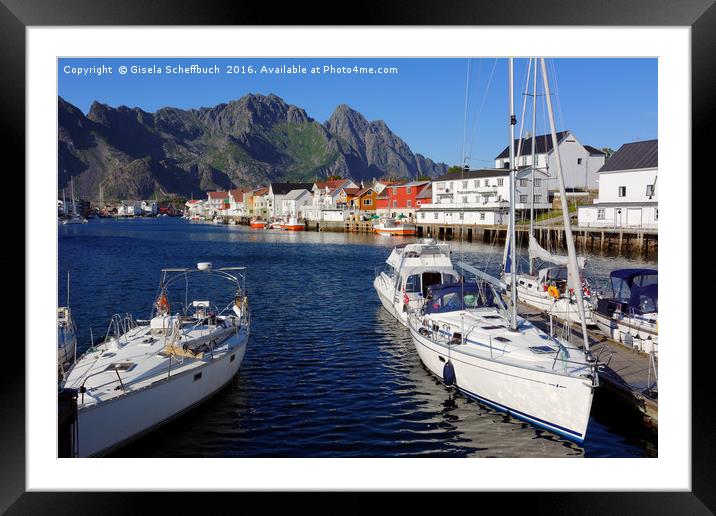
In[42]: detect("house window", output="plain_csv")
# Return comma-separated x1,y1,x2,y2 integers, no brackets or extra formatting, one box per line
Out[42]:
534,195,541,203
519,195,527,203
497,178,504,186
420,212,425,219
462,181,468,189
618,186,627,197
407,200,412,208
535,178,542,187
577,158,583,165
646,184,655,197
393,201,397,208
597,208,605,220
655,208,658,220
480,213,485,220
459,212,464,220
433,213,438,220
474,180,479,188
364,199,372,206
520,179,528,187
393,187,398,195
407,187,412,194
462,196,468,204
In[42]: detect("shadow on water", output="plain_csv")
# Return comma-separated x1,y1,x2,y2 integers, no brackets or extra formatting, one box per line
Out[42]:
59,218,656,458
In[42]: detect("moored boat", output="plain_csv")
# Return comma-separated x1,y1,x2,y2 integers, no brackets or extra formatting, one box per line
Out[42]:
59,261,251,457
593,268,658,354
250,219,267,229
57,307,77,379
373,238,460,327
281,217,305,231
407,281,597,442
373,219,416,236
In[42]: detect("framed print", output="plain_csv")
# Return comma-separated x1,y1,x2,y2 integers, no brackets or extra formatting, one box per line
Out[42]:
4,0,711,512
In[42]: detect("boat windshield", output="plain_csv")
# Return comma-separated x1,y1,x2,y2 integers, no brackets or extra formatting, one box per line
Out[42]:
608,269,658,302
424,284,495,314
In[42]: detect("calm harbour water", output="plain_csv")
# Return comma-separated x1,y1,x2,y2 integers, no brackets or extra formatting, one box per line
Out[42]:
58,217,657,458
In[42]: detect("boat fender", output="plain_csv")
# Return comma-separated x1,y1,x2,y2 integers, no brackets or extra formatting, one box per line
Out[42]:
418,327,429,337
443,360,456,386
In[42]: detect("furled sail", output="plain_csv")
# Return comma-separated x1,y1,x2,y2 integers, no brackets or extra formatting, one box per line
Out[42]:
529,235,586,268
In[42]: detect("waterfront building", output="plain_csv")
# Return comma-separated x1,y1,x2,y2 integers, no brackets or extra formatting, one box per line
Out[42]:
282,189,313,218
140,200,158,216
382,180,431,219
577,139,658,229
205,191,229,216
416,168,550,226
184,199,205,218
352,187,378,213
252,187,269,219
117,200,143,217
226,188,247,217
494,130,606,191
268,182,313,218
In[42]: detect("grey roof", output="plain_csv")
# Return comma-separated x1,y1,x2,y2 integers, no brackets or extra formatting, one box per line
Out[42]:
598,140,658,173
495,131,570,159
583,145,606,155
434,169,510,181
284,189,311,200
270,182,314,195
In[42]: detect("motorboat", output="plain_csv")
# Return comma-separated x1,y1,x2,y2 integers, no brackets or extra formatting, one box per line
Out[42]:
59,261,251,457
373,238,460,327
407,280,597,442
250,219,267,229
57,307,77,379
373,218,416,236
593,268,658,354
281,217,305,231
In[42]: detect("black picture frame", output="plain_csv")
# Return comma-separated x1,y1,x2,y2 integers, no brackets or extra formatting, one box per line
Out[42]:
5,1,707,513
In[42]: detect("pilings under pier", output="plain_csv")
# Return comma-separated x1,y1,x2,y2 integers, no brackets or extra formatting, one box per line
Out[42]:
416,223,657,257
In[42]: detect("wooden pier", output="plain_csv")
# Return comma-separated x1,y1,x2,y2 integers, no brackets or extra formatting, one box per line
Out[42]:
518,302,658,430
417,223,657,256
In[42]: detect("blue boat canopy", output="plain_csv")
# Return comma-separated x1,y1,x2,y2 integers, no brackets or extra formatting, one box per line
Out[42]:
424,283,496,314
629,282,658,314
607,269,658,303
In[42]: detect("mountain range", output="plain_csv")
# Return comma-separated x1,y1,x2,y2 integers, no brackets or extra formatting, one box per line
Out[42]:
58,93,449,200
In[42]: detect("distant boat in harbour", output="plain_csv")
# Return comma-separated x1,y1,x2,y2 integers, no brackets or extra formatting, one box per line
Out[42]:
373,218,416,236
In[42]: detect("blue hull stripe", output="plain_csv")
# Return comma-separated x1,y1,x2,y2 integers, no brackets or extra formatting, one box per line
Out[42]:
454,384,584,442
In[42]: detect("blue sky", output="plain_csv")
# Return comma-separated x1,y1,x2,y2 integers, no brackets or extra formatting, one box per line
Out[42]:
58,57,657,167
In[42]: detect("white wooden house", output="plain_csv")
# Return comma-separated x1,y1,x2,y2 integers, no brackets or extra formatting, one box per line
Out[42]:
578,139,658,229
494,130,605,191
417,168,550,226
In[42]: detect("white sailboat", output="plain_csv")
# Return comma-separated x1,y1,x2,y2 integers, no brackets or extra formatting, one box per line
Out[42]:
499,58,595,326
60,262,251,457
62,177,88,225
406,58,598,442
374,238,460,327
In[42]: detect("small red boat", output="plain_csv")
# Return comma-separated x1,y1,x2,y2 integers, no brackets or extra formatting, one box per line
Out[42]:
250,219,267,229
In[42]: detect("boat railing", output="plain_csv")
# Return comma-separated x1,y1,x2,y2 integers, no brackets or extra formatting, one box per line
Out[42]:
102,313,135,348
78,367,127,404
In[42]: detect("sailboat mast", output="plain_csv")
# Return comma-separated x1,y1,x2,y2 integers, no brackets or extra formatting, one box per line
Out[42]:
539,58,590,351
529,58,537,276
508,58,518,331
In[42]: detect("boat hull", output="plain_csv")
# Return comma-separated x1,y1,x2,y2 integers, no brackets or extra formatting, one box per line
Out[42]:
408,321,594,442
74,332,248,457
373,275,408,326
593,311,658,354
281,225,305,231
515,283,596,326
373,228,416,236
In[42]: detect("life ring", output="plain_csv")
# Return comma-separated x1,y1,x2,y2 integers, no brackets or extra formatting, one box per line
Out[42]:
547,286,560,299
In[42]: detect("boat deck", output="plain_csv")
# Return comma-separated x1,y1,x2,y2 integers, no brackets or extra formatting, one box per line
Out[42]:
63,317,244,408
518,302,658,429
